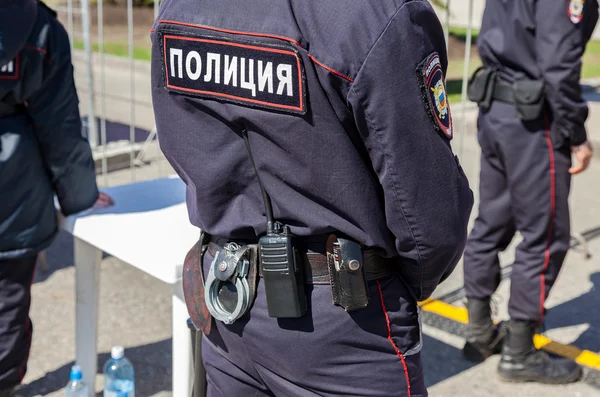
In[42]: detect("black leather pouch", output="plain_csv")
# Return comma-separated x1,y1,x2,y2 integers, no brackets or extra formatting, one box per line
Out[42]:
513,79,545,121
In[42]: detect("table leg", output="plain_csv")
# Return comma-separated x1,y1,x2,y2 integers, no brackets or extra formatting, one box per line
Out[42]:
75,237,102,397
173,280,193,397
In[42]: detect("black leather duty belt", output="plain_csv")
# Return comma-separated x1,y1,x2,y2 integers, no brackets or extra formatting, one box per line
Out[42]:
492,82,516,104
206,241,398,285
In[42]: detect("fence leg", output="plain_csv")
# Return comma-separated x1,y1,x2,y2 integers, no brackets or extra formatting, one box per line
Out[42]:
444,0,451,50
187,319,207,397
80,0,98,149
457,0,474,159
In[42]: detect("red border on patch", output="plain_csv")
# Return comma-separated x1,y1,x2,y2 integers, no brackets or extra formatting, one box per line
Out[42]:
424,55,452,139
0,55,19,80
568,0,584,24
163,34,304,113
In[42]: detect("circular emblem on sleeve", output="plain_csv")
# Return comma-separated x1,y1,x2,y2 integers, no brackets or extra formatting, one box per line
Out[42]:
569,0,584,24
418,53,452,139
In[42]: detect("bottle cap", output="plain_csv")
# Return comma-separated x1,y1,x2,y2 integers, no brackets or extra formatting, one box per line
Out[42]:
111,346,125,360
70,365,83,381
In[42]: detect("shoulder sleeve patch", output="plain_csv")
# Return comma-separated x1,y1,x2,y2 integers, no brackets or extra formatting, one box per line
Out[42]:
568,0,585,24
416,52,452,140
158,30,306,115
0,57,19,80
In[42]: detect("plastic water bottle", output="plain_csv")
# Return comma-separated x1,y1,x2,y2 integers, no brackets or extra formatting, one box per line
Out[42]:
65,365,89,397
103,346,135,397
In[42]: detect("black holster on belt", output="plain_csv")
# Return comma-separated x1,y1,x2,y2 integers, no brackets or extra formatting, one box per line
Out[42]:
512,79,545,121
327,235,369,312
468,67,545,121
467,67,497,112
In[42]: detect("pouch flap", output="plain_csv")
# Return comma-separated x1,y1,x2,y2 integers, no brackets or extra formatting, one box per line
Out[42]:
513,79,545,105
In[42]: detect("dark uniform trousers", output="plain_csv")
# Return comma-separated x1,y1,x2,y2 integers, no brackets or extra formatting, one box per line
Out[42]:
0,256,36,390
201,251,427,397
149,2,472,395
464,101,571,323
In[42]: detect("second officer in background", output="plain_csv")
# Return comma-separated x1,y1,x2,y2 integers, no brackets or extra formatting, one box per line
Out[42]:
464,0,598,384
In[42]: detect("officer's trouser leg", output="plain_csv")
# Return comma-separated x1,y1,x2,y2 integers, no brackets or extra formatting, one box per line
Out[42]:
505,119,571,323
497,137,578,383
463,125,516,301
0,255,36,391
201,251,425,397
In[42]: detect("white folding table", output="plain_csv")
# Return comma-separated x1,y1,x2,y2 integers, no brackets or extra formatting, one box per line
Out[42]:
59,175,199,397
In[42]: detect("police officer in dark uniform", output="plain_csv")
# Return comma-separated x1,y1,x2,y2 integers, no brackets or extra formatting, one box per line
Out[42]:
463,0,598,384
151,0,473,395
0,2,110,396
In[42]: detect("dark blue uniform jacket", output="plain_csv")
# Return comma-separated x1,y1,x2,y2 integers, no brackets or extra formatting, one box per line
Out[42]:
478,0,599,146
0,0,99,259
151,0,474,300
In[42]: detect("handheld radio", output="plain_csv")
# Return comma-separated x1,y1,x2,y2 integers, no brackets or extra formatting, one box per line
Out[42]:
242,130,307,318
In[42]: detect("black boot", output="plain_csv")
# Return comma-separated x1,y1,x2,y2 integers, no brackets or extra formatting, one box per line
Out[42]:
498,319,582,384
462,298,505,362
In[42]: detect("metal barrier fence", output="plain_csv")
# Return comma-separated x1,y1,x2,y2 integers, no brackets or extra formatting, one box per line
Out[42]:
51,0,165,187
49,0,476,186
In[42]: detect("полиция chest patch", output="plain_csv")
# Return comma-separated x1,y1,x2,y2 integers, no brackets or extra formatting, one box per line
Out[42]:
161,33,306,115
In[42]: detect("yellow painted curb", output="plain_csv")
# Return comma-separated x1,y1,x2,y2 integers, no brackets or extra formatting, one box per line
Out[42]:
419,299,600,371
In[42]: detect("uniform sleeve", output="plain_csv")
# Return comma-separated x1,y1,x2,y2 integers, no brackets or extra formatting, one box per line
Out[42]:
25,19,99,216
536,0,589,146
347,0,473,301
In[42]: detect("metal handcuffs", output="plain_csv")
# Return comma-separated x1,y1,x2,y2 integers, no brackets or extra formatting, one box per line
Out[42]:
204,242,253,325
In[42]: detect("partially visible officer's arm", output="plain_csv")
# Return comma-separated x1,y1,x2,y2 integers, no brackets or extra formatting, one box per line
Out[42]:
536,0,594,146
348,0,473,301
25,20,99,216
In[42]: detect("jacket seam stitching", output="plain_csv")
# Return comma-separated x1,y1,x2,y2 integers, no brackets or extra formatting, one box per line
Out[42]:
349,85,425,292
156,20,354,82
350,0,422,91
308,54,354,82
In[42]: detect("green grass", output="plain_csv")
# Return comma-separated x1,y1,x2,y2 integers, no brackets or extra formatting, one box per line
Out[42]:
448,26,480,43
72,40,152,61
582,40,600,78
447,58,482,80
447,80,466,105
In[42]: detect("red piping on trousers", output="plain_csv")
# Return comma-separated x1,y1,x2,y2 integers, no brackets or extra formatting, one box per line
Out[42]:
376,280,412,397
540,112,556,321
